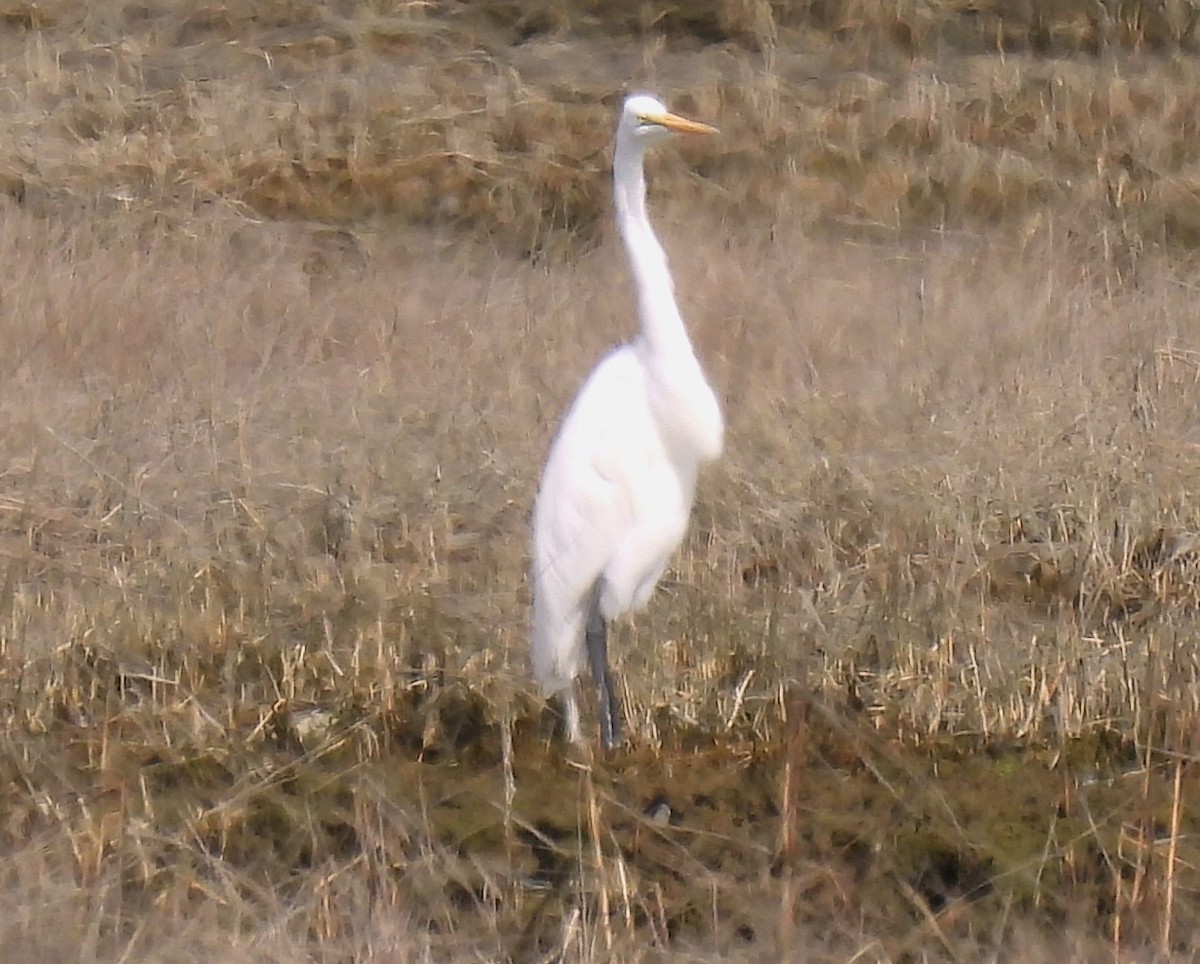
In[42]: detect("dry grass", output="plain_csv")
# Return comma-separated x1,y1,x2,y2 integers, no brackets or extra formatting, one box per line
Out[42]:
4,0,1200,960
5,198,1200,959
4,0,1200,253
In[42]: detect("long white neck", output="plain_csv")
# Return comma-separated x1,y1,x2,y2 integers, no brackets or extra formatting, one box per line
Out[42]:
612,127,694,358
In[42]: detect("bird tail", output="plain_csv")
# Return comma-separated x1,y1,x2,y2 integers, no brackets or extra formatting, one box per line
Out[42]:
530,594,586,697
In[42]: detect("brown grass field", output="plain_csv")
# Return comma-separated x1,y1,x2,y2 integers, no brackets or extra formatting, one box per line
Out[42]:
6,1,1200,960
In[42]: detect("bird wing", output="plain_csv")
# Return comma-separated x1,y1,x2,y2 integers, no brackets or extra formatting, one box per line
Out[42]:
531,347,655,687
534,347,648,593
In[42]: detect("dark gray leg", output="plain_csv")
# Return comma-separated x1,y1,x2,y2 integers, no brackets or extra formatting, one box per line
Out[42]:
586,584,621,749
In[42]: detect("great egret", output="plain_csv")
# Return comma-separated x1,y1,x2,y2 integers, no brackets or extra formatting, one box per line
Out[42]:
531,94,723,749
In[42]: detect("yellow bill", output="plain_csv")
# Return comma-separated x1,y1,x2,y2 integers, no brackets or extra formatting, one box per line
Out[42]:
641,111,719,136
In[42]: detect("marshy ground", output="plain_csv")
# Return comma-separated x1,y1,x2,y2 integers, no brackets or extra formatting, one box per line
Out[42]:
3,1,1200,960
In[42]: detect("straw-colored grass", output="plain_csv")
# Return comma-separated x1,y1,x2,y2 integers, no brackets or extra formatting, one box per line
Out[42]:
4,1,1200,959
4,0,1200,252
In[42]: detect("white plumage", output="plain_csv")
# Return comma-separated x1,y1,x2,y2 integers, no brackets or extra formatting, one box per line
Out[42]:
531,94,723,748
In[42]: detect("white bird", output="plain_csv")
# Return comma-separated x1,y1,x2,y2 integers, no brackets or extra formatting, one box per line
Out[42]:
531,94,723,749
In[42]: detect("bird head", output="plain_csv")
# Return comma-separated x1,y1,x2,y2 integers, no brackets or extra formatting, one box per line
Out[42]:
620,94,718,146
